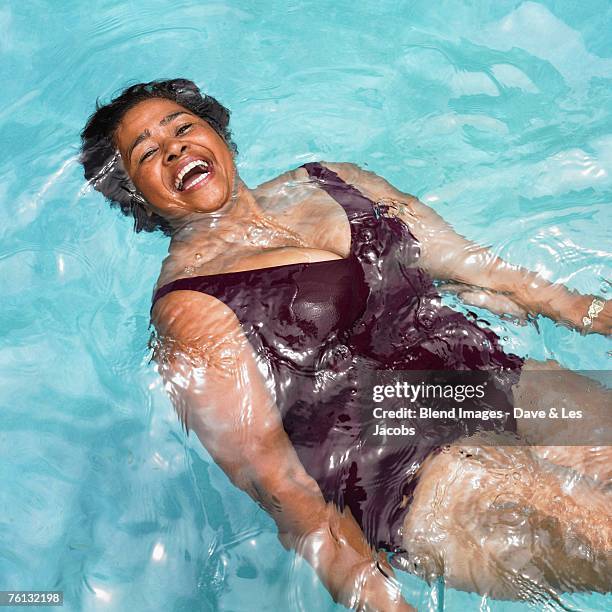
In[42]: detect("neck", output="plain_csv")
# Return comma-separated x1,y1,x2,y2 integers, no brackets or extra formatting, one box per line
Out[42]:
168,178,264,245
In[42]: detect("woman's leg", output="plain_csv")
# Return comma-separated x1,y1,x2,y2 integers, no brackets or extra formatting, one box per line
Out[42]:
401,437,611,599
513,359,611,487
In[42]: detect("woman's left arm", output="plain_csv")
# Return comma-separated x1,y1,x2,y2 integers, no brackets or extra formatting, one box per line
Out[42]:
325,162,611,336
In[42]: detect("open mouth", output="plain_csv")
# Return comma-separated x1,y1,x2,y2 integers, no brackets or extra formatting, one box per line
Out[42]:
174,159,213,192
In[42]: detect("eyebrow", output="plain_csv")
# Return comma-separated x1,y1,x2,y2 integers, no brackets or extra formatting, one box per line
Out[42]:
127,111,191,163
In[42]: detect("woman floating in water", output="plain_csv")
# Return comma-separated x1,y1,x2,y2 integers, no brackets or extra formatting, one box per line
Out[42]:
81,79,611,611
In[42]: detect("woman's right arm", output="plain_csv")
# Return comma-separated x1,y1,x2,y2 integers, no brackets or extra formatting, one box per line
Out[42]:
151,291,415,612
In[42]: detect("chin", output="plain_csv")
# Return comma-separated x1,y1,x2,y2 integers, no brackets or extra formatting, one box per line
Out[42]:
192,184,232,212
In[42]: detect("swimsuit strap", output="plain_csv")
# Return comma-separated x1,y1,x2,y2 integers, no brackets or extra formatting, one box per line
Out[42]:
301,162,378,220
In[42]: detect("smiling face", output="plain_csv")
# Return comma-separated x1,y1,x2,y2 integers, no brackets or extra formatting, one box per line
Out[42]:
114,97,236,221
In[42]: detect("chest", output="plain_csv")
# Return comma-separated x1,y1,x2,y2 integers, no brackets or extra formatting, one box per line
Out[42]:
161,182,355,284
254,182,353,256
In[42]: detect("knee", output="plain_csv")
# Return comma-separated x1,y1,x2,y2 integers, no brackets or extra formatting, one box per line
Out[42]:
401,444,542,598
401,442,612,598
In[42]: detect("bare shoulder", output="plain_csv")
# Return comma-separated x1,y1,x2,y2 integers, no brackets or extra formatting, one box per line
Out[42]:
319,161,418,201
250,160,415,207
253,166,304,197
319,161,440,226
151,290,246,364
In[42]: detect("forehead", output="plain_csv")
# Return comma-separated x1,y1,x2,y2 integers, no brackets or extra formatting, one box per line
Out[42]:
114,98,191,151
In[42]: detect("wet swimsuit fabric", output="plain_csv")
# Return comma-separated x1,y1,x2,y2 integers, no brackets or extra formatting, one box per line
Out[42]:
151,162,524,552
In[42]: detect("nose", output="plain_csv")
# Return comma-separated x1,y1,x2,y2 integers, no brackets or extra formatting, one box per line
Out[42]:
164,139,188,164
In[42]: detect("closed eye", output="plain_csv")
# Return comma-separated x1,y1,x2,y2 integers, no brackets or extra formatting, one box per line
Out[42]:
176,123,193,136
140,148,157,163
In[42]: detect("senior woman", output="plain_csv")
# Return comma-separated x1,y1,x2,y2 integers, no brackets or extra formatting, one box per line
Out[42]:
80,79,611,611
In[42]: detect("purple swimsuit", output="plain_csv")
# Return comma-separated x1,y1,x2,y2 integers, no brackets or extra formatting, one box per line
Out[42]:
152,162,524,552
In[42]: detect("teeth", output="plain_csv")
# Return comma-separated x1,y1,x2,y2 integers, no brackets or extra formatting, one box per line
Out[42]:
174,160,209,190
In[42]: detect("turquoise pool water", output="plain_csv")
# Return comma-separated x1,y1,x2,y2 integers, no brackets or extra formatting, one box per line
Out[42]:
1,1,611,610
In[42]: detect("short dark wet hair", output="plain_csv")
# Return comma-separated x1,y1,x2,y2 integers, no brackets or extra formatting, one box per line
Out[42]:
80,78,236,236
